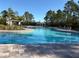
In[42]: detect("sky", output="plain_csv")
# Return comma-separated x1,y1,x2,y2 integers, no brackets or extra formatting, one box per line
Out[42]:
0,0,78,22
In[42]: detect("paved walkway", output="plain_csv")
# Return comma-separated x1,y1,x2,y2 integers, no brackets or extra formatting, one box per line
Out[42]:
53,27,79,33
0,44,79,58
0,29,34,34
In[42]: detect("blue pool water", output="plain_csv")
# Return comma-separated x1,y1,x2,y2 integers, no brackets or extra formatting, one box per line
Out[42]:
0,27,79,44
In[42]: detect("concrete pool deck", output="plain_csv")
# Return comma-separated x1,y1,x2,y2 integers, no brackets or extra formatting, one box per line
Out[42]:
53,27,79,33
0,28,34,34
0,44,79,58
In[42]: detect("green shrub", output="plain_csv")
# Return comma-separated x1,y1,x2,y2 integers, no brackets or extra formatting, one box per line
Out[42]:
0,25,23,30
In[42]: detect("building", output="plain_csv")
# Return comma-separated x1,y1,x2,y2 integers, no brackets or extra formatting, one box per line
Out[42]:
6,20,22,26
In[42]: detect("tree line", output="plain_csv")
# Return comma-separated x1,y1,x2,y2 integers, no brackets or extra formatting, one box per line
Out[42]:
44,0,79,30
0,8,36,25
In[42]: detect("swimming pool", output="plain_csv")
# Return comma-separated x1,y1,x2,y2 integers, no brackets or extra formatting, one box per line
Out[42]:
0,27,79,44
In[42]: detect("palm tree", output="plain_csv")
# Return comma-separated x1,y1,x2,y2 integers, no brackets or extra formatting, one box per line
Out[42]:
23,11,34,25
29,13,34,22
44,10,53,26
64,0,79,29
1,10,8,25
7,8,16,20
